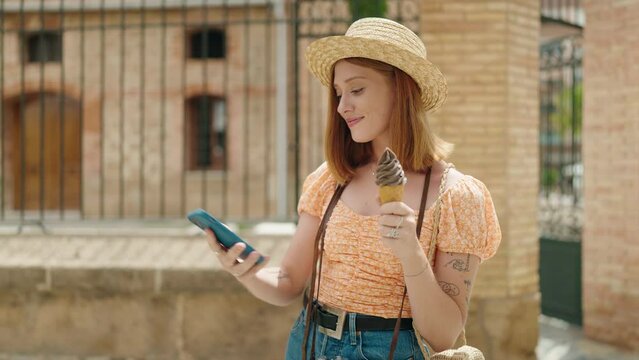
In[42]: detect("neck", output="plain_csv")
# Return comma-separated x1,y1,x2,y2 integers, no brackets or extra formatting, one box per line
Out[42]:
370,136,390,164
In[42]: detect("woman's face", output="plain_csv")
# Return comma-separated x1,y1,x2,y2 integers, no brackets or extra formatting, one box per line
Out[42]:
333,60,394,144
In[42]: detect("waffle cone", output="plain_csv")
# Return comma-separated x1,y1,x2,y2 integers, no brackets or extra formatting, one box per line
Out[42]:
379,185,404,204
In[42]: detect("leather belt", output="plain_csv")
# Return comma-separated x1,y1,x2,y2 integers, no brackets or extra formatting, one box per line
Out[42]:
304,295,413,340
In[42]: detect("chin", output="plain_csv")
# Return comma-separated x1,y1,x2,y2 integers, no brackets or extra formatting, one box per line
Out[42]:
350,135,373,144
349,132,374,143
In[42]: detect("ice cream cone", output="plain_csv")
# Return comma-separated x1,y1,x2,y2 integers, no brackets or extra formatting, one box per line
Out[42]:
375,148,407,204
379,184,404,204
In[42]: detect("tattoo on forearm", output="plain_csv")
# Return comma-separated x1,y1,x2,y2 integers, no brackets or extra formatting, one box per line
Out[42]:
444,253,470,272
438,281,460,296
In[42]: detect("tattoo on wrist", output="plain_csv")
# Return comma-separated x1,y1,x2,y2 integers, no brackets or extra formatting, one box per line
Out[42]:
277,271,290,280
438,281,460,296
444,254,470,272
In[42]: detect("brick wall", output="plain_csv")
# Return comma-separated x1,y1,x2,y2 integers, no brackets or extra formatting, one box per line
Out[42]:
422,1,540,359
582,0,639,350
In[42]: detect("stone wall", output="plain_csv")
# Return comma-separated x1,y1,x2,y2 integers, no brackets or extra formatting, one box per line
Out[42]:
0,234,300,359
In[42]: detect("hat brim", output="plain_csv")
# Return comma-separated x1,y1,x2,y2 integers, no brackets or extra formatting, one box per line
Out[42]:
305,36,448,112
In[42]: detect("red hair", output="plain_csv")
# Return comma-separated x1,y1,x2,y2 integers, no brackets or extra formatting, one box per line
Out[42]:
324,58,453,183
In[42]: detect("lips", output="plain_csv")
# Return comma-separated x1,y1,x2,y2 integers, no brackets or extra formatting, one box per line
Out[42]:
346,116,363,128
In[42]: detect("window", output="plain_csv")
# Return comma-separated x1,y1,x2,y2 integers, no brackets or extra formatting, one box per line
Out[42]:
188,28,225,59
24,31,62,63
187,96,226,171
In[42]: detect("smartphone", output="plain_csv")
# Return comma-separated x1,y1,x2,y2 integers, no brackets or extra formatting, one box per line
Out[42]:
187,208,264,264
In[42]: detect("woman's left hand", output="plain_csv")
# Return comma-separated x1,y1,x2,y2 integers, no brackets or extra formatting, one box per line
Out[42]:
378,201,422,262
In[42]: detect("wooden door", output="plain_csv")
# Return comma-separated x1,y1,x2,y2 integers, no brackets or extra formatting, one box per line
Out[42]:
13,94,80,210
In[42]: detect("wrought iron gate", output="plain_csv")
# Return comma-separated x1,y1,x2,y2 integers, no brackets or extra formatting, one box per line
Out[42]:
539,34,583,325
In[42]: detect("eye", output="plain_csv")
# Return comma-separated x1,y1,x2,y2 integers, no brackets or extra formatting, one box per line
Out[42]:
351,88,364,95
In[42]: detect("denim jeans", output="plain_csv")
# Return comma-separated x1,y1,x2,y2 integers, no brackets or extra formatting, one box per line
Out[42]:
285,308,425,360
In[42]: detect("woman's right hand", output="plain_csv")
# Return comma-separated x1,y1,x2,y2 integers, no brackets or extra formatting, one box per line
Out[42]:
205,229,269,280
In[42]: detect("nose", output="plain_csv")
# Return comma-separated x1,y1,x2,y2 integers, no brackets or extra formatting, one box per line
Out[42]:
337,95,352,117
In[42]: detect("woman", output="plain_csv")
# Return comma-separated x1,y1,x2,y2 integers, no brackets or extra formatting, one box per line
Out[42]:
206,17,501,359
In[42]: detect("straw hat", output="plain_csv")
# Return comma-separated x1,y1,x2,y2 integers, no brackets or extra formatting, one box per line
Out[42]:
305,17,447,112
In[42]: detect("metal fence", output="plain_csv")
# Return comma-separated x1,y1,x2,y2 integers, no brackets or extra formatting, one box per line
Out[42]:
0,0,418,226
538,3,584,324
539,35,583,241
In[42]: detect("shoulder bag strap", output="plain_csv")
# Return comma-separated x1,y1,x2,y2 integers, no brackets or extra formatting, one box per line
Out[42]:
388,167,432,359
427,164,453,265
414,164,470,359
432,165,468,347
301,183,346,360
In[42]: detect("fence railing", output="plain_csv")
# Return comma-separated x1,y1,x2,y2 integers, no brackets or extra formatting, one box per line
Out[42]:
0,0,418,226
539,35,583,241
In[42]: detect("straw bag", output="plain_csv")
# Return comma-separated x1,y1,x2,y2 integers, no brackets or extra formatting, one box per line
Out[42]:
410,164,485,360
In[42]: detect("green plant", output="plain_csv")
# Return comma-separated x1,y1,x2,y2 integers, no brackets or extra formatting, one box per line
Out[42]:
349,0,387,21
541,168,560,190
549,82,582,137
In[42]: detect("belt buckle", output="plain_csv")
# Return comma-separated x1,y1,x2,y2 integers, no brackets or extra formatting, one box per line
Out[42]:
318,303,346,340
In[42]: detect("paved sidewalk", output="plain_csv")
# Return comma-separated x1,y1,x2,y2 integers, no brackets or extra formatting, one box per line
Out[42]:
537,315,638,360
0,221,294,270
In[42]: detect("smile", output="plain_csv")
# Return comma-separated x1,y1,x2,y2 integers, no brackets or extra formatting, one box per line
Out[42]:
346,116,363,128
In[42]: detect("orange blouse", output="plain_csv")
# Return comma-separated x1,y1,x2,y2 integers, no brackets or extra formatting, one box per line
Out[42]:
297,163,502,318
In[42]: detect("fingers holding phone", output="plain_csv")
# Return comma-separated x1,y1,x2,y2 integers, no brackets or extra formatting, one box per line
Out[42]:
205,229,269,279
205,228,225,254
188,209,268,279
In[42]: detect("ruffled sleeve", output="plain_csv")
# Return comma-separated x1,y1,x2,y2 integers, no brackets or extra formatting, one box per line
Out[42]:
436,176,501,262
297,163,337,218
